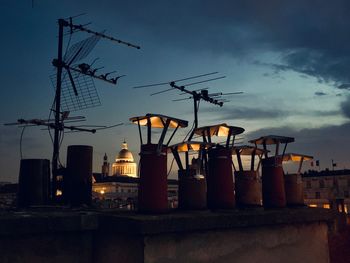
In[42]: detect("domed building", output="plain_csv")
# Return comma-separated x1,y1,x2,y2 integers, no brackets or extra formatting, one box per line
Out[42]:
111,141,137,177
93,140,178,209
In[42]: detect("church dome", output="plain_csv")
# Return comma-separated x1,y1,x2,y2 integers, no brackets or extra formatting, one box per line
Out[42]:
112,140,137,178
116,141,134,162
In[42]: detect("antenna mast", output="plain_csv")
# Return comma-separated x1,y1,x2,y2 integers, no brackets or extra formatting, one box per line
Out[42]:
133,73,242,141
52,18,140,201
170,82,222,140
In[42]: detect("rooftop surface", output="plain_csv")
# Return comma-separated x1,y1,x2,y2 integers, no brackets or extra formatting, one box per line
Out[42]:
0,207,336,237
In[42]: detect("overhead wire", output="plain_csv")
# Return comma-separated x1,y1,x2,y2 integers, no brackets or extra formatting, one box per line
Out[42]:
167,158,175,177
19,125,27,160
58,128,65,167
183,120,195,142
182,99,201,141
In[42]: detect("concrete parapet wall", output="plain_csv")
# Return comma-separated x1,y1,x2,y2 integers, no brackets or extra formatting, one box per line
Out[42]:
143,223,328,263
0,208,336,263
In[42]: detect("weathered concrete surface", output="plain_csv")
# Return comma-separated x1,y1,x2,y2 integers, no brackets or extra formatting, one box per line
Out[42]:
93,233,144,263
0,232,93,263
144,223,329,263
0,208,336,263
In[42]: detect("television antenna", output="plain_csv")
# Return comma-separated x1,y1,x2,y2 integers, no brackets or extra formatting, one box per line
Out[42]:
133,72,243,140
4,116,123,134
47,17,141,200
4,114,123,166
4,16,140,203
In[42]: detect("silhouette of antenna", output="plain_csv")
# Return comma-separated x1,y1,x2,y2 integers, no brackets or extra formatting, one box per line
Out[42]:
51,21,139,112
132,72,219,89
3,16,132,204
46,17,141,201
4,118,121,133
64,31,102,65
133,73,243,140
169,81,243,140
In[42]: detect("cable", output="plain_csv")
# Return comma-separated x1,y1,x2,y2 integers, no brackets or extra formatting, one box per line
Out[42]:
167,157,175,177
63,28,73,60
58,128,65,167
183,120,195,142
19,125,27,159
59,128,65,147
183,99,201,141
47,100,55,146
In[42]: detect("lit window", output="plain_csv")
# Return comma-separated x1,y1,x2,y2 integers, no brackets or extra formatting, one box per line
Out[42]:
56,190,62,196
308,204,317,208
338,204,343,213
323,204,330,209
345,205,348,214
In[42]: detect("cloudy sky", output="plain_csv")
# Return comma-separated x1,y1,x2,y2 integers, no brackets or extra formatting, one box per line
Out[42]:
1,0,350,182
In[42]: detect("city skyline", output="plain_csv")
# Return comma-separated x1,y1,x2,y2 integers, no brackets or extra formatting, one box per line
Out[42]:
1,1,350,182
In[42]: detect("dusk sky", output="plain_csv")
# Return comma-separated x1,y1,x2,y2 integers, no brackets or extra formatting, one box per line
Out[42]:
1,1,350,182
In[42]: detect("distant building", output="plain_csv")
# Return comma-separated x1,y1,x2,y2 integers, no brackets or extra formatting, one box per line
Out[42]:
302,169,350,214
101,153,110,177
0,183,17,209
111,141,137,178
92,141,178,209
92,174,178,209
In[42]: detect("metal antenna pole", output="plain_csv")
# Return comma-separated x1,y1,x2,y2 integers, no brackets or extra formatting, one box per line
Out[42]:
50,17,140,203
169,81,224,140
188,94,200,141
52,19,64,201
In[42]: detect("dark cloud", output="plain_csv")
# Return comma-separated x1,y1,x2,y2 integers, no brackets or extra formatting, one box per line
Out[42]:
315,91,327,96
341,95,350,118
217,107,287,120
108,1,350,87
246,122,350,168
198,106,288,121
308,110,340,117
276,51,350,85
247,123,350,143
200,106,339,121
338,84,350,90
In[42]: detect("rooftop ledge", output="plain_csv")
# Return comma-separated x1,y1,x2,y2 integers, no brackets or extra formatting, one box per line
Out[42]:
0,207,336,237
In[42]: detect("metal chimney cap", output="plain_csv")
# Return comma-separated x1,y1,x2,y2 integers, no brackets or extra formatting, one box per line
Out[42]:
193,123,245,137
169,141,215,152
278,153,313,162
231,145,267,156
129,113,188,128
